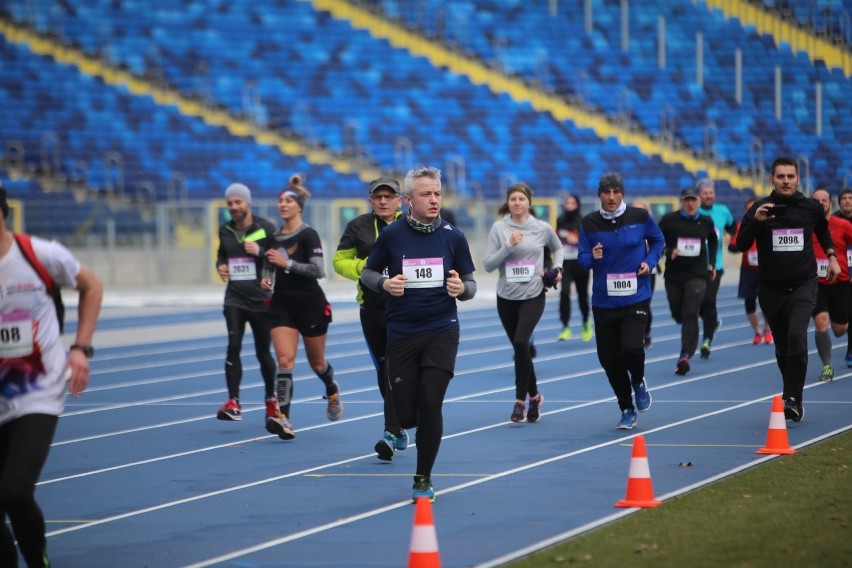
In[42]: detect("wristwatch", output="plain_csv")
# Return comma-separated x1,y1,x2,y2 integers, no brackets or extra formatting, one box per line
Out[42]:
70,344,95,358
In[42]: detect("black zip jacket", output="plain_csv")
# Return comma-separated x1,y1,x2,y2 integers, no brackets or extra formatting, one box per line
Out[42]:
216,216,276,310
658,211,718,284
736,191,833,290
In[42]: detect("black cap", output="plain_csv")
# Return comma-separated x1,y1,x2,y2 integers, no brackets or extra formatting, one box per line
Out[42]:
680,188,700,199
369,177,401,195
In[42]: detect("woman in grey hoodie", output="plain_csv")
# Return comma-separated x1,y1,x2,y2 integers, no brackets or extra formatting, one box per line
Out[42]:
484,183,564,423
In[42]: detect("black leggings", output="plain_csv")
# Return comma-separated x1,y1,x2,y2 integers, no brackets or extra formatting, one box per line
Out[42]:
359,305,400,433
224,306,277,399
700,271,723,340
497,291,546,400
0,413,58,568
387,330,458,480
559,261,590,327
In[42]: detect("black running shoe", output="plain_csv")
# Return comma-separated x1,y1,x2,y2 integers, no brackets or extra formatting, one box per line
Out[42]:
783,397,804,422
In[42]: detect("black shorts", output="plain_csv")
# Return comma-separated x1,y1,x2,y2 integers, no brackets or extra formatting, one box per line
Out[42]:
386,329,460,383
738,266,759,301
269,297,332,337
814,283,849,324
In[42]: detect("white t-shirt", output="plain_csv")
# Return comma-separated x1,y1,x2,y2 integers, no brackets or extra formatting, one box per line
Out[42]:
0,236,80,425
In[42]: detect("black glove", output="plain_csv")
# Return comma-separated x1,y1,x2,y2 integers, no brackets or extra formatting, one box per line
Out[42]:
542,268,560,289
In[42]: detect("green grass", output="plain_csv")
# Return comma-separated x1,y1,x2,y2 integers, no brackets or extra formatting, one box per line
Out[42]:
507,430,852,567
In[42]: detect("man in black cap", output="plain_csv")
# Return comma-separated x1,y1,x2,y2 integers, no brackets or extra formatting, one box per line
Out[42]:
333,177,409,460
658,188,718,376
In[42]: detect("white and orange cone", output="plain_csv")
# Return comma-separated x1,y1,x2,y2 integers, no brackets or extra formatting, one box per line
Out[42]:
408,497,441,568
756,395,796,455
614,435,662,508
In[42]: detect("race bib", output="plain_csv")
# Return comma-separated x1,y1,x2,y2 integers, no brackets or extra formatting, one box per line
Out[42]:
505,259,535,283
677,237,701,257
562,244,579,260
228,257,257,281
606,273,638,296
747,249,759,266
0,310,34,359
402,257,444,288
816,257,828,278
772,228,804,251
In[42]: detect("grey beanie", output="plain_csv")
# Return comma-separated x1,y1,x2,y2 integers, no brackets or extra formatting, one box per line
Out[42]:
225,183,252,205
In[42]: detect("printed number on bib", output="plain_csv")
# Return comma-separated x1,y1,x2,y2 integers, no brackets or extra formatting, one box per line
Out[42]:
228,257,257,281
772,228,804,252
816,257,829,278
606,273,638,296
747,249,759,266
402,257,444,288
505,259,535,283
562,244,579,260
0,310,35,359
677,237,701,257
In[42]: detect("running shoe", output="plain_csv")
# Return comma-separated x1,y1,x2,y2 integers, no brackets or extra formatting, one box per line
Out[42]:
266,413,296,440
412,475,435,503
633,380,652,412
264,397,278,418
581,320,593,342
557,327,573,341
846,351,852,368
700,339,711,359
763,329,774,345
752,333,763,345
217,398,242,421
783,397,804,423
817,365,835,382
325,388,343,421
675,356,690,376
616,409,637,430
510,401,526,422
527,393,544,423
375,431,398,461
395,429,409,451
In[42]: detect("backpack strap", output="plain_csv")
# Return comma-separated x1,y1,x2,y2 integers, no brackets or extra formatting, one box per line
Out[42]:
14,233,56,295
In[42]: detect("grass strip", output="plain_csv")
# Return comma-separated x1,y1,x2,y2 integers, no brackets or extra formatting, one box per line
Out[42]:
509,430,852,567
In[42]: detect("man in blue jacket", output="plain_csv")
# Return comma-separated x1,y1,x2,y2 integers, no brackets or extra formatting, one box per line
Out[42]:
579,173,665,430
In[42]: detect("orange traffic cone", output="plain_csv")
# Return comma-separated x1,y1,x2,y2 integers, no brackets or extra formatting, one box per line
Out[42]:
756,395,797,455
614,435,661,508
408,497,441,568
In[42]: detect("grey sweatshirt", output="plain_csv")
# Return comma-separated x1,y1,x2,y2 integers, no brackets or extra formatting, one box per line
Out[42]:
483,214,564,300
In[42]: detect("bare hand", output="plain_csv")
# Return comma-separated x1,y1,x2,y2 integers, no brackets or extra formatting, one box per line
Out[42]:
265,249,288,268
637,262,650,276
592,242,603,260
67,349,90,398
261,277,273,291
827,257,841,282
447,269,464,297
244,241,260,256
755,203,775,222
383,274,408,296
217,264,229,282
670,248,680,259
508,230,524,247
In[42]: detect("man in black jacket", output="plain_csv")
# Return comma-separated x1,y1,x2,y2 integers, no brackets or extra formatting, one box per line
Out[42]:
736,157,839,422
659,188,718,376
215,183,278,425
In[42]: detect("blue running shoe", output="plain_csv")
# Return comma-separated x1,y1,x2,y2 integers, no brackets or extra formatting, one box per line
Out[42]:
412,475,435,503
616,409,637,430
395,429,409,451
633,380,652,412
375,431,396,461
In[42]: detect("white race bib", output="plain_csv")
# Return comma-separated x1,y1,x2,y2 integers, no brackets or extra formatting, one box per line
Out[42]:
677,237,701,257
0,310,34,359
402,257,444,288
562,244,579,260
816,257,829,278
772,228,804,251
606,273,638,296
505,259,535,283
228,257,257,281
